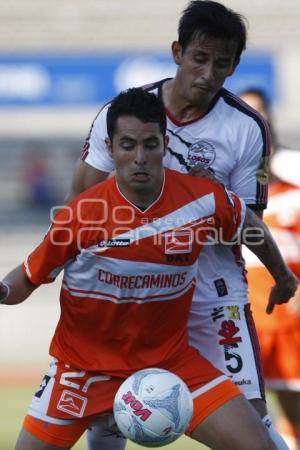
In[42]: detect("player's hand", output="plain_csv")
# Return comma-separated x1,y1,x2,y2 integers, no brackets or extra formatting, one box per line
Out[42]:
189,165,217,181
266,272,299,314
0,282,9,303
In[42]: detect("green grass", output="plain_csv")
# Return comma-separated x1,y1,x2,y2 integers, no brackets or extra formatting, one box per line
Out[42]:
0,384,207,450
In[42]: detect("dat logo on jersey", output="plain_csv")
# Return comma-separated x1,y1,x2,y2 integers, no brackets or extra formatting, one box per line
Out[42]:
188,140,216,169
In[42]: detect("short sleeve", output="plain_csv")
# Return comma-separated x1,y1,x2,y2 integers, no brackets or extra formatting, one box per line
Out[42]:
23,206,79,285
230,117,271,209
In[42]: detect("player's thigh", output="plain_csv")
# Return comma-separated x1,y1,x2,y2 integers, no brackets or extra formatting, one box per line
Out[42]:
15,427,66,450
22,413,92,448
23,360,125,448
189,302,265,400
191,394,274,450
165,346,241,434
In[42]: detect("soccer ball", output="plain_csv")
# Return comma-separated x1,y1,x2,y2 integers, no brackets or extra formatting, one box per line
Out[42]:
113,368,193,447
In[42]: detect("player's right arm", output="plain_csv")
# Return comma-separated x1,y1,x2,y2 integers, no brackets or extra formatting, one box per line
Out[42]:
0,203,80,306
66,105,114,200
0,266,38,305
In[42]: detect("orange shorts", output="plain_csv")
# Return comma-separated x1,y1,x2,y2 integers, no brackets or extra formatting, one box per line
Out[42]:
257,326,300,391
24,349,240,447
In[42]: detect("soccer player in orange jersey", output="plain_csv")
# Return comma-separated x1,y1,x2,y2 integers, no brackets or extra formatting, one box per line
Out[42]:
240,88,300,450
247,163,300,450
0,88,297,450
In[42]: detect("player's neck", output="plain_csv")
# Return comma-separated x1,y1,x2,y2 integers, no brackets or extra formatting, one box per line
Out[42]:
162,78,210,122
115,173,164,210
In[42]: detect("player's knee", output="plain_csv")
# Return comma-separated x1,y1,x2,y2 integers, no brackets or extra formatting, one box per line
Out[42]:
192,424,274,450
191,395,276,450
14,427,59,450
247,429,277,450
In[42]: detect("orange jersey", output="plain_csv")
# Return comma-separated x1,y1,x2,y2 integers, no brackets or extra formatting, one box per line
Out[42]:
24,168,244,374
246,182,300,331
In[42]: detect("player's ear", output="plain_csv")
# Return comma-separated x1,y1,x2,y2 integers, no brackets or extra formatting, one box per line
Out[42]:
106,138,113,156
172,41,182,65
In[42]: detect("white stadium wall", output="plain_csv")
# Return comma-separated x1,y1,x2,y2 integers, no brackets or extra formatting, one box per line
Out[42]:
0,0,298,141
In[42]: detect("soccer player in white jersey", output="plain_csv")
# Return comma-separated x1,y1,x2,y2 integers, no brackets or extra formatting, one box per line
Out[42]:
68,2,290,449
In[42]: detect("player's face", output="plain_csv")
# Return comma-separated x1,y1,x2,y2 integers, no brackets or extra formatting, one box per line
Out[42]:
172,35,238,110
107,115,168,203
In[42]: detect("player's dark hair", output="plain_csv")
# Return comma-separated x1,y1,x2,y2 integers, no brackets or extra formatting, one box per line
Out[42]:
239,87,279,149
107,88,167,140
178,0,247,63
239,87,270,109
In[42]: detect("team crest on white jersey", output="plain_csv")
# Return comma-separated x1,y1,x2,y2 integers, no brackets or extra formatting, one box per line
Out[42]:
164,231,192,254
188,140,216,168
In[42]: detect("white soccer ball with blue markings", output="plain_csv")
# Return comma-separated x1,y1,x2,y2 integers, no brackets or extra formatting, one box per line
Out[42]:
113,368,193,447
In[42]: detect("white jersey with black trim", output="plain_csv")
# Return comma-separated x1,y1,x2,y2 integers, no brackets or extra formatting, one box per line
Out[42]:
81,78,271,304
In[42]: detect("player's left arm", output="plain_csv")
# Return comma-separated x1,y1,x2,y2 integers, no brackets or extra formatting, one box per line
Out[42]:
242,208,299,313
